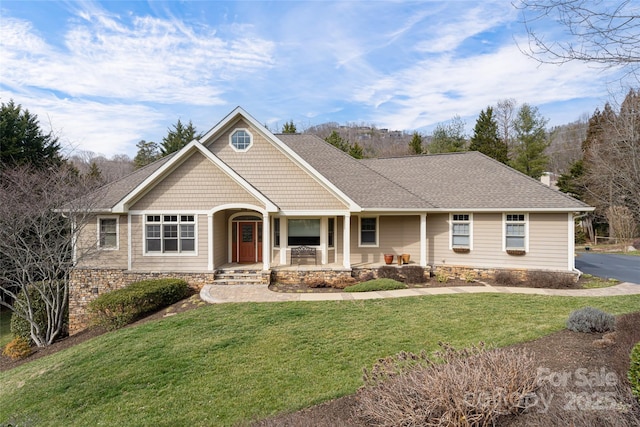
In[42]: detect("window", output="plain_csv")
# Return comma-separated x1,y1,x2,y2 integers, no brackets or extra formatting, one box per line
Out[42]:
505,213,527,250
328,217,335,248
145,214,195,254
288,219,320,246
230,129,252,151
360,217,377,246
451,214,471,248
273,218,280,246
98,217,118,249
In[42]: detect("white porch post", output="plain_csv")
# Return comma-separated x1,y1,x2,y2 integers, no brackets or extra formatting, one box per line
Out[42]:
262,212,270,270
420,213,427,267
280,217,287,265
320,217,327,265
343,213,351,269
208,213,214,270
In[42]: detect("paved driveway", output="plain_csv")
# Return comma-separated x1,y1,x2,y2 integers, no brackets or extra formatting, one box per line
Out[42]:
575,253,640,284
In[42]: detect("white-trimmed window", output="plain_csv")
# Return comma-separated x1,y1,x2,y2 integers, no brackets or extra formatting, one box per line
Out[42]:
450,213,471,249
505,213,527,251
145,214,196,254
328,217,335,248
98,217,118,250
230,129,253,151
288,219,320,246
359,216,378,246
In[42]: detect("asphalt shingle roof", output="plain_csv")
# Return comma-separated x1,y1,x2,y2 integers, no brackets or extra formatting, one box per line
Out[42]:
90,133,590,212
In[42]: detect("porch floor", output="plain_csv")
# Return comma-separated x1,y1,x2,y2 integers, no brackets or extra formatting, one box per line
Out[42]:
216,261,398,272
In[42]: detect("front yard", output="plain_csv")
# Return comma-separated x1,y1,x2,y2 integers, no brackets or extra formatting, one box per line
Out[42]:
1,293,640,426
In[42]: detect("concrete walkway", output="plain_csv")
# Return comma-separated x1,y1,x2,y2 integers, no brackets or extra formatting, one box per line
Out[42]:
200,282,640,304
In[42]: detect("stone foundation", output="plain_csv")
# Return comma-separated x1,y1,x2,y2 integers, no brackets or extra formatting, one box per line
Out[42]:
69,269,216,335
433,265,578,283
271,269,354,287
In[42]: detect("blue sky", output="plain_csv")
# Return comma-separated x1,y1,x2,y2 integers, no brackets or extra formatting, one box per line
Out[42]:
0,1,629,158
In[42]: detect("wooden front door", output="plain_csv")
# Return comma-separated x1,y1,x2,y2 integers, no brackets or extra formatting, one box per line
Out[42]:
238,222,256,263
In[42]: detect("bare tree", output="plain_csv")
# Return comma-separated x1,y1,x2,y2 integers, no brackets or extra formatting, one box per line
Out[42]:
606,205,637,249
495,98,518,157
582,89,640,225
516,0,640,79
0,165,100,346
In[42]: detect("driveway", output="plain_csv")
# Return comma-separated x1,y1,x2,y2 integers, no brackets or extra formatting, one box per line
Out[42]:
575,252,640,284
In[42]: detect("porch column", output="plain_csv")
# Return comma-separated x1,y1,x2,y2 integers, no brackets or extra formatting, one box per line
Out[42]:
343,213,351,269
262,212,270,270
208,213,214,270
420,213,427,267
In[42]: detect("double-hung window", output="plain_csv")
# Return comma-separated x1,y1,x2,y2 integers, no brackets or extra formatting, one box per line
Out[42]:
451,214,471,249
505,213,527,251
145,214,196,254
360,217,378,246
98,217,118,249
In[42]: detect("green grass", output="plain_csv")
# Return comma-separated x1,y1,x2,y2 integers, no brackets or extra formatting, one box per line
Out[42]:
344,278,408,292
2,294,640,426
580,274,619,289
0,309,12,348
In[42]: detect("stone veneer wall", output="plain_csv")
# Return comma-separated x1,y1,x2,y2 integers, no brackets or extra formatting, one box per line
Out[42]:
271,269,354,287
433,265,578,283
69,269,216,335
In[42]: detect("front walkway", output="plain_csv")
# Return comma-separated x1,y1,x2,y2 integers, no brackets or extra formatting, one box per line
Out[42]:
200,282,640,304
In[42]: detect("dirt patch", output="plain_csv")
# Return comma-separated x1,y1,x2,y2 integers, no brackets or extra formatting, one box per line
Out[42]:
252,312,640,427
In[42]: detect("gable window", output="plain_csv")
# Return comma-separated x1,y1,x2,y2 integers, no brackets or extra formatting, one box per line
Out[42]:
451,213,471,249
145,214,196,254
505,213,527,251
288,219,320,246
98,217,118,249
359,217,378,246
230,129,253,151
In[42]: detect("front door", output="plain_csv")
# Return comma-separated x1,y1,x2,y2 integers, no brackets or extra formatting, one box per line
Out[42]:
238,222,256,263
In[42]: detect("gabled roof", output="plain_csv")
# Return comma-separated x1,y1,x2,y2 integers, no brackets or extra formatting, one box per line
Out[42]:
102,140,277,213
362,152,592,211
84,108,591,214
277,134,432,210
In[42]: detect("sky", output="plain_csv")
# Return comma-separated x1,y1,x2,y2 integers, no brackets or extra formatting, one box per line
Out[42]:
0,1,632,159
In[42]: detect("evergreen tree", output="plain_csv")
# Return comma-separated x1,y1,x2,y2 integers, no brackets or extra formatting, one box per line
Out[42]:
86,161,104,187
510,104,549,179
469,107,508,163
0,100,63,169
428,116,467,153
133,140,160,168
557,159,585,200
282,120,297,134
349,142,364,159
408,131,424,155
160,119,201,156
325,130,350,152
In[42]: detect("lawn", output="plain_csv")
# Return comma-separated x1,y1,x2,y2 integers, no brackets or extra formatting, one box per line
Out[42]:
2,293,640,426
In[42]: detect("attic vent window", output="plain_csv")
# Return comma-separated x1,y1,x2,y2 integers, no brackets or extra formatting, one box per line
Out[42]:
230,129,253,152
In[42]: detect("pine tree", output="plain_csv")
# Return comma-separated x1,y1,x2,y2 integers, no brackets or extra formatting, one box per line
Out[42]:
469,107,508,163
510,104,549,179
134,140,160,168
282,120,297,134
160,119,201,156
349,142,364,159
325,131,350,152
0,100,63,169
408,131,423,155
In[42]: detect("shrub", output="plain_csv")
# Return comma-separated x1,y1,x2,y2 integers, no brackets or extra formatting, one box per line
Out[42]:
10,282,68,343
566,307,616,333
377,266,402,281
88,279,191,330
494,270,522,286
630,342,640,401
358,342,538,426
401,265,426,284
462,271,476,283
526,271,577,289
435,271,449,283
344,279,407,293
2,336,32,360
